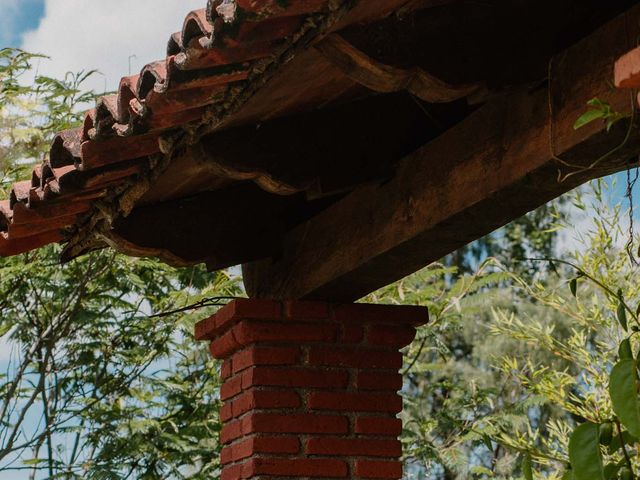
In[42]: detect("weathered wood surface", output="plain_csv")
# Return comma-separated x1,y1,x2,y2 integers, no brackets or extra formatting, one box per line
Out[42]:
113,183,291,270
243,4,640,302
315,34,479,102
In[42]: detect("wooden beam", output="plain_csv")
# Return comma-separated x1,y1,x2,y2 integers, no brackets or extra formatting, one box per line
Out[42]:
242,4,640,302
315,34,479,103
112,183,292,270
146,91,456,205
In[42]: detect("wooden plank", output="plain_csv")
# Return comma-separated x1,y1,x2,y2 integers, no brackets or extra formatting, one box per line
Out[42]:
242,4,640,302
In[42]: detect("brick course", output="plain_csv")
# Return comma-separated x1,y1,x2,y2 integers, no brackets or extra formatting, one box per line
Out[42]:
196,299,427,479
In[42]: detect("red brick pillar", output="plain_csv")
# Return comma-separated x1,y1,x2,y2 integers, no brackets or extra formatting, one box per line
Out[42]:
195,299,427,480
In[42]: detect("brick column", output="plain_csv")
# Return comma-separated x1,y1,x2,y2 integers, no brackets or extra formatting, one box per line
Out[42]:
195,299,428,480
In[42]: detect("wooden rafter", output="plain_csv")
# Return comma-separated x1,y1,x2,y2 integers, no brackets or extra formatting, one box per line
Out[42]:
315,34,479,103
242,3,640,302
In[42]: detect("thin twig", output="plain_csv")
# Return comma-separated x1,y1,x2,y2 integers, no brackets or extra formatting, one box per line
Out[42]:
626,163,640,265
147,296,239,319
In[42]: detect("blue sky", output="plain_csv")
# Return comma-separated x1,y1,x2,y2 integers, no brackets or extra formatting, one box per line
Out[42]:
0,0,44,48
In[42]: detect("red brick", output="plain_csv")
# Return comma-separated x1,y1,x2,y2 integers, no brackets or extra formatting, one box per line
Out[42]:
355,417,402,436
357,372,403,391
221,359,233,379
284,300,330,319
308,347,402,369
220,445,233,465
355,460,402,479
220,419,242,444
332,303,428,326
228,436,300,462
210,329,242,359
195,299,282,341
242,367,349,389
242,413,349,435
306,437,401,457
220,402,233,422
367,325,416,347
341,324,364,343
195,315,216,341
235,298,282,318
232,390,301,417
309,392,403,413
216,298,282,330
232,346,300,373
220,374,243,401
221,462,243,480
243,458,348,478
252,436,300,455
234,320,337,345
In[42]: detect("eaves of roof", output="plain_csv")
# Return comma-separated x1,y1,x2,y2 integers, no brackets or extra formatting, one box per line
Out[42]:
0,0,410,259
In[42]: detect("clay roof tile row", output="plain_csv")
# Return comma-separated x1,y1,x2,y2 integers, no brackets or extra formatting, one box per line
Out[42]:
1,0,338,257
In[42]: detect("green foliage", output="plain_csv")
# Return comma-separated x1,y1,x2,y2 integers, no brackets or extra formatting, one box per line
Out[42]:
609,360,640,438
0,247,240,478
573,98,627,132
568,423,604,480
445,197,565,280
0,48,97,194
370,178,640,479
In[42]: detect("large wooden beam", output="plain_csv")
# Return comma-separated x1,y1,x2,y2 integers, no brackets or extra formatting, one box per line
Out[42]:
243,4,640,302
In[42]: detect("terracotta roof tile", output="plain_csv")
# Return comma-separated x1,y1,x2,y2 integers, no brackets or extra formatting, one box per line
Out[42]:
0,0,408,258
50,129,83,168
79,133,161,170
10,181,32,207
0,230,64,256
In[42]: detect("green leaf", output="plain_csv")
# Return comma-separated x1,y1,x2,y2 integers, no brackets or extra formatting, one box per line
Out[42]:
574,108,606,130
603,463,619,480
469,465,493,476
619,338,634,360
617,302,629,331
587,98,606,108
481,434,493,451
570,278,578,297
610,359,640,437
599,422,614,445
568,423,605,480
522,453,533,480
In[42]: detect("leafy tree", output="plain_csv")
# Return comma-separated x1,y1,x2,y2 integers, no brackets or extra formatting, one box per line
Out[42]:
445,201,566,278
487,181,640,480
375,179,640,479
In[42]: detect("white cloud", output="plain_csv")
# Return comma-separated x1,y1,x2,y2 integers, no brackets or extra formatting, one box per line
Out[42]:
21,0,205,93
